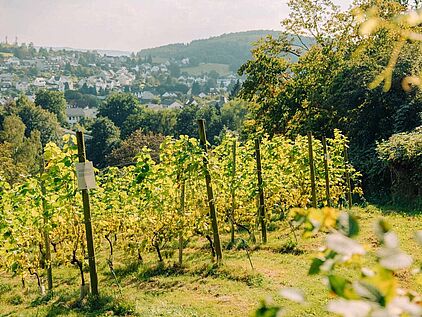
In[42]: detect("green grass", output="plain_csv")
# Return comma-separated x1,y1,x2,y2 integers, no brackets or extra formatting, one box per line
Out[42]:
181,63,231,76
151,57,169,64
1,205,421,316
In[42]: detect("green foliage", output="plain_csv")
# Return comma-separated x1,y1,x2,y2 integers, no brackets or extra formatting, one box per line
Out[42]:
122,107,176,138
238,0,422,199
99,92,139,128
174,104,200,138
35,90,67,126
137,30,290,71
377,126,422,163
254,207,422,316
0,115,41,183
15,96,61,147
0,129,360,299
377,126,422,203
89,117,121,167
107,129,165,165
220,99,249,132
64,90,101,108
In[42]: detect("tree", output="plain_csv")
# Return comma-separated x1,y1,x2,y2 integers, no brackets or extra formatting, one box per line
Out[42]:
229,80,241,100
220,99,250,132
377,126,422,205
238,0,422,197
122,108,177,138
99,92,139,128
203,78,217,93
197,104,223,143
0,115,41,184
168,63,181,78
35,90,67,125
79,83,90,95
107,129,165,166
174,104,200,138
88,117,121,167
16,96,61,147
191,82,201,96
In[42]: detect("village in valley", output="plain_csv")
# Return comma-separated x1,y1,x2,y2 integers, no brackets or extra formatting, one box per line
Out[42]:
0,39,239,126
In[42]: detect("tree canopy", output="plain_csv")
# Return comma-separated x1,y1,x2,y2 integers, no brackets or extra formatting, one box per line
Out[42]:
99,92,140,128
35,90,67,126
238,0,422,198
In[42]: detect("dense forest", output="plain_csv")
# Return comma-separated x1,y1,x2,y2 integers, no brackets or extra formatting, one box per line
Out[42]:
137,30,313,71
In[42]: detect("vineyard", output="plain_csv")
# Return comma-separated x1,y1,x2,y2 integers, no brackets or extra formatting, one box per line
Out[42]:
2,0,422,315
0,121,372,315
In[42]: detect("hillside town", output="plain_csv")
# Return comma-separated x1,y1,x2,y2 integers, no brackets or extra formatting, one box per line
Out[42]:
0,42,240,124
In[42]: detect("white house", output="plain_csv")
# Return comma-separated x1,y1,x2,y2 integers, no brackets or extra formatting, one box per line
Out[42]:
66,107,98,125
33,77,46,88
15,82,29,91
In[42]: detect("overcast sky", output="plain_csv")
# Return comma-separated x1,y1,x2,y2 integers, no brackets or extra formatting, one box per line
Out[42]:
0,0,353,52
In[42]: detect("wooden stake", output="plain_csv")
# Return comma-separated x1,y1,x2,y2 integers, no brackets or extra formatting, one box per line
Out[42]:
197,120,223,263
40,158,53,291
230,139,236,244
255,138,267,244
76,131,99,297
344,144,353,209
178,179,185,266
307,132,317,208
322,137,331,207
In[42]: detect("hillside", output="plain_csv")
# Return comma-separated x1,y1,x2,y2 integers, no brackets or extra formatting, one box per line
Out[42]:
137,30,283,71
1,206,421,316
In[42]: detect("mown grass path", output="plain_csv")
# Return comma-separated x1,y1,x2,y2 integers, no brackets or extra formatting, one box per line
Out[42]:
1,205,421,316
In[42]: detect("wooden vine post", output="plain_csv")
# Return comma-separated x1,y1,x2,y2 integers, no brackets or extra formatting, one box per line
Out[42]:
76,131,99,297
307,132,317,208
178,178,185,266
230,139,236,244
343,144,353,209
197,119,223,263
39,157,53,292
322,137,331,207
255,138,267,244
41,183,53,292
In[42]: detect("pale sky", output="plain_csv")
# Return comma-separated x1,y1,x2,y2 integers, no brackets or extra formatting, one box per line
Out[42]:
0,0,353,52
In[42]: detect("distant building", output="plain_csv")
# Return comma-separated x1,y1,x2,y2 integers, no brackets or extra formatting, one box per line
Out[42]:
185,98,198,106
168,101,183,110
66,107,98,124
15,81,29,91
5,57,20,66
139,91,157,102
145,101,183,111
162,92,177,99
33,77,46,88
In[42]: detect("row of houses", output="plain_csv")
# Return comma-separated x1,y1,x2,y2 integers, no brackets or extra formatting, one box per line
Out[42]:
64,101,185,125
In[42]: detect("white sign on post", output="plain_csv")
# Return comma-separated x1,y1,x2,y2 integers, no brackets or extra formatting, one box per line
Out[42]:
75,161,97,190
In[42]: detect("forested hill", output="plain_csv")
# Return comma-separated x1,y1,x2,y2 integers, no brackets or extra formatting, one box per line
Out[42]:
137,30,286,71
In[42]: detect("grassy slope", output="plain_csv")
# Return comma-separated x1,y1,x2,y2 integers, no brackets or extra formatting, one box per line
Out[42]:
181,63,231,76
1,205,421,317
